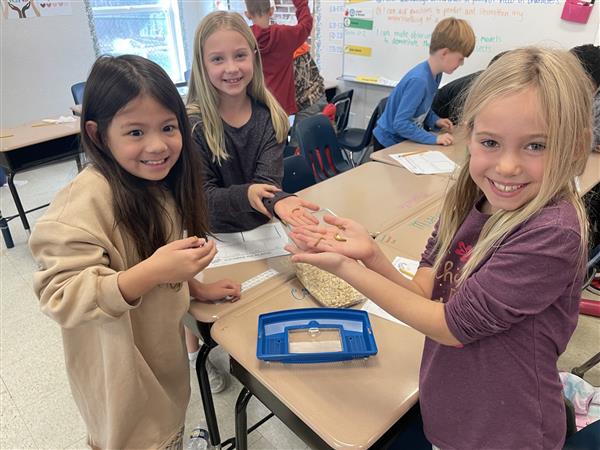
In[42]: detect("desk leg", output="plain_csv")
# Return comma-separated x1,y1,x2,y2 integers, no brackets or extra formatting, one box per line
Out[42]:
6,172,30,233
0,212,14,248
234,388,253,450
196,343,222,448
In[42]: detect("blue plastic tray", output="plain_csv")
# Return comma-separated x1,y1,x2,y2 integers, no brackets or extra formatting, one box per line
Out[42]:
256,308,378,363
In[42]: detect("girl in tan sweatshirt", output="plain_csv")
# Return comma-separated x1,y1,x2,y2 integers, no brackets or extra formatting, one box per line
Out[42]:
29,55,240,449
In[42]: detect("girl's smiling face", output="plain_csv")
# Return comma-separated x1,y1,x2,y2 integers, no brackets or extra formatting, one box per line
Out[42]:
468,87,547,214
102,94,182,181
202,28,254,100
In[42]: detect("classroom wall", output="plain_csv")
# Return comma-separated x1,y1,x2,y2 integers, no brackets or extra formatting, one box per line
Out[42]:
320,7,600,131
0,2,209,128
1,2,95,127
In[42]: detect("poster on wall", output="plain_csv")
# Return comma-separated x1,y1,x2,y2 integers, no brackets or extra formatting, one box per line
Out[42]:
1,0,72,20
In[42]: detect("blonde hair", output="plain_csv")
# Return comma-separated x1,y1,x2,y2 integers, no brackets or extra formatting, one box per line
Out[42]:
434,47,592,282
430,17,475,57
186,11,289,163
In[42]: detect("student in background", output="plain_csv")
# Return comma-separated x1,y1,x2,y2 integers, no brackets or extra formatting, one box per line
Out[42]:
570,44,600,253
29,55,240,449
570,44,600,152
287,47,591,449
185,11,319,385
431,51,507,124
373,17,475,149
289,42,328,146
244,0,313,115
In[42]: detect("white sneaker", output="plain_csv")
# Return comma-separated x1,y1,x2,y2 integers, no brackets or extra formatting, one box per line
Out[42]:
189,352,228,394
206,359,227,394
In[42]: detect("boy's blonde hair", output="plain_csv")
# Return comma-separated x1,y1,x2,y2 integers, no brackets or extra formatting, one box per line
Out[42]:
430,17,475,57
434,47,592,281
245,0,272,17
186,11,289,163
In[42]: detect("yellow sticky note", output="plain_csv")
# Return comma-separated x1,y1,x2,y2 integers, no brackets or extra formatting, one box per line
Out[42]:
355,75,379,84
344,45,372,57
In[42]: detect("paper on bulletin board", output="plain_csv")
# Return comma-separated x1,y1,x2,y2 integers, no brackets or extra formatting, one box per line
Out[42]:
2,0,72,19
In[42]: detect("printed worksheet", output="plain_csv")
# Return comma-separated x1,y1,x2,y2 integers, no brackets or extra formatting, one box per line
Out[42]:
389,151,457,175
208,222,289,268
361,256,420,327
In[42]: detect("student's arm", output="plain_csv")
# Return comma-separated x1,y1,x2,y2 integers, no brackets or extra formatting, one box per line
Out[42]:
424,108,441,130
188,277,241,302
276,0,313,52
392,78,438,145
30,219,216,328
290,250,459,345
443,221,582,345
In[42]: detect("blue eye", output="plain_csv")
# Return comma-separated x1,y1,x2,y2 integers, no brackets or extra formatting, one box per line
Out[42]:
481,139,498,149
527,142,546,152
235,52,248,60
210,56,223,63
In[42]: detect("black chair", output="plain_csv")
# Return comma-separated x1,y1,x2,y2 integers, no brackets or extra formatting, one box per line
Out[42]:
295,114,351,181
563,420,600,449
338,96,388,167
331,89,354,133
71,82,86,105
282,155,316,193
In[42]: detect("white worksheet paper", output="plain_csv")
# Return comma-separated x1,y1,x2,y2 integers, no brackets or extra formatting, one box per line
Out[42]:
361,257,420,327
208,222,289,268
389,151,457,174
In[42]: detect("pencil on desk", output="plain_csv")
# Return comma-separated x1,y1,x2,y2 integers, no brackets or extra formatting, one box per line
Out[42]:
397,149,428,157
0,134,14,138
397,267,415,279
31,122,54,128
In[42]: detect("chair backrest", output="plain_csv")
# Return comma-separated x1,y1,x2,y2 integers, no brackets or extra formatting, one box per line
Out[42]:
296,114,346,181
331,89,354,132
282,155,316,193
358,96,389,149
71,82,86,105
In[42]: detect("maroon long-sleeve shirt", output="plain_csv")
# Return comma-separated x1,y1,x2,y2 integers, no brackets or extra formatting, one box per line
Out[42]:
419,199,583,449
251,0,313,115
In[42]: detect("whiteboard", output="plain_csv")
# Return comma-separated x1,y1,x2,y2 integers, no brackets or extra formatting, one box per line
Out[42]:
342,0,600,87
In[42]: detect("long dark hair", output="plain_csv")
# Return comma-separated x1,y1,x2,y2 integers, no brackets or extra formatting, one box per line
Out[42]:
80,54,210,260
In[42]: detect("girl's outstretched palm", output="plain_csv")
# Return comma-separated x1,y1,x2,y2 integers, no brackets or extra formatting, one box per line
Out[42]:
287,214,377,262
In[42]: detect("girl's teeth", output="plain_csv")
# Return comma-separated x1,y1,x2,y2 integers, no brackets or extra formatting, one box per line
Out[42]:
492,181,522,192
143,159,166,165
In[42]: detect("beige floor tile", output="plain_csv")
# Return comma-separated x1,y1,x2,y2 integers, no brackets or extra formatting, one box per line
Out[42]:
1,338,68,410
0,299,62,369
65,436,89,449
255,415,309,450
558,313,600,386
248,436,278,450
0,381,37,449
20,388,87,449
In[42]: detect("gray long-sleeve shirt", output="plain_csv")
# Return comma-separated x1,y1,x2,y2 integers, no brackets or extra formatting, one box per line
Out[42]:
190,101,292,233
419,199,583,450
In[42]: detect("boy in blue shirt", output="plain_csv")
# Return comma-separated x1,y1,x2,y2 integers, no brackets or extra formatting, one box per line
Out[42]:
373,17,475,148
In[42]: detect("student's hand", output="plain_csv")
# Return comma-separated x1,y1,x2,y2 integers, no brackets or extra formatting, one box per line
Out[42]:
274,196,320,227
435,118,453,130
191,279,241,303
436,133,454,146
147,236,217,284
248,183,281,218
285,242,358,275
286,215,377,263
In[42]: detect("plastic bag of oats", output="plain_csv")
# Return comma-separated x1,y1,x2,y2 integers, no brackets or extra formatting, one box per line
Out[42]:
294,262,366,308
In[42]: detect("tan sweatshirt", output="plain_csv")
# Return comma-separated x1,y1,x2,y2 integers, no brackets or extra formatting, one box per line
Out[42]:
29,167,191,449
